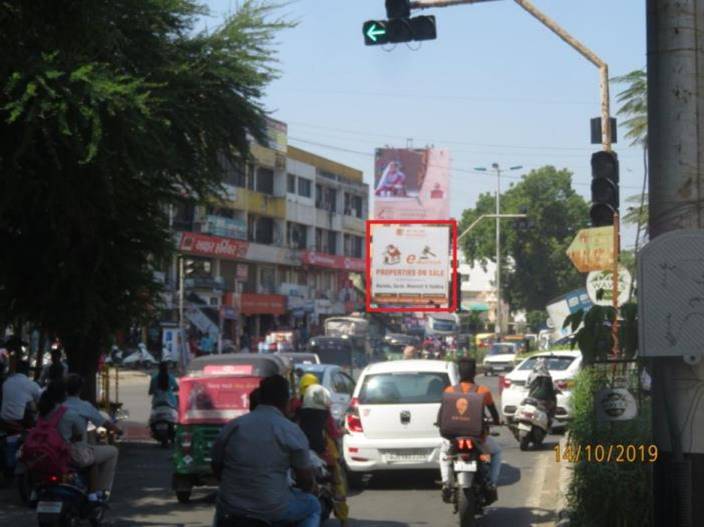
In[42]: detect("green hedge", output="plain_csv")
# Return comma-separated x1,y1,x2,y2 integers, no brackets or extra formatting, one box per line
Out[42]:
567,367,653,527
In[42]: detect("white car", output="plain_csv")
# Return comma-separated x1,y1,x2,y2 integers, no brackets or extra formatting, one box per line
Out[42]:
483,342,519,375
343,360,458,474
500,351,582,429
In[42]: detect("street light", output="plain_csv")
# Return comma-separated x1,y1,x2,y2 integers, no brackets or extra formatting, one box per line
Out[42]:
474,163,523,341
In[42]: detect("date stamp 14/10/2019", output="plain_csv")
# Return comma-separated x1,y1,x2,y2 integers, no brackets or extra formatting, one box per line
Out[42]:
554,443,659,464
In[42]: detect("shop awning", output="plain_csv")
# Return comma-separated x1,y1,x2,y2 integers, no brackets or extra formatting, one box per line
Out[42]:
462,301,490,312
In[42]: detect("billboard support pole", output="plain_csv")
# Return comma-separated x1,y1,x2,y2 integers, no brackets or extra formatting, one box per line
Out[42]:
611,212,620,357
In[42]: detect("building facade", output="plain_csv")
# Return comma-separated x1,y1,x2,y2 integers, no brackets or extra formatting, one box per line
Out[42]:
161,123,368,352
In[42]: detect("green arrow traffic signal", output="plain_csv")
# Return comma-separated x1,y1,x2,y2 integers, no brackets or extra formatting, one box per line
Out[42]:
363,20,389,46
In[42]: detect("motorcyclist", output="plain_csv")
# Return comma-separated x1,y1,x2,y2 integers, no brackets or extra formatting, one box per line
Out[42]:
211,374,320,527
149,361,179,409
293,374,349,526
39,348,69,386
439,357,502,504
0,360,41,429
64,374,122,503
525,358,557,420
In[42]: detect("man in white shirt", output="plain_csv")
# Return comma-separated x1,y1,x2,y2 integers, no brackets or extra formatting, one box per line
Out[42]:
0,361,42,425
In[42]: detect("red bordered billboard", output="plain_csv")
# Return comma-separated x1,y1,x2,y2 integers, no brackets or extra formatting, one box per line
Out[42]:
366,219,457,313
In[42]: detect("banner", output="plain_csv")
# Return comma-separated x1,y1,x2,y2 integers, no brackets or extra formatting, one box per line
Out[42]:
373,148,450,220
178,375,260,424
369,222,453,309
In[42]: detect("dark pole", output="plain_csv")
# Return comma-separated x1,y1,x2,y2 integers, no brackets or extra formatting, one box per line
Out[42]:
647,1,704,525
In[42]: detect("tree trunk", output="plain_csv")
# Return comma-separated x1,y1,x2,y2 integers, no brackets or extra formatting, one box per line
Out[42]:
64,333,103,404
33,329,46,382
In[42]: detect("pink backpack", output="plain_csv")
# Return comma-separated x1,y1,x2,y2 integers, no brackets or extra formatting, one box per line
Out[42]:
22,405,72,476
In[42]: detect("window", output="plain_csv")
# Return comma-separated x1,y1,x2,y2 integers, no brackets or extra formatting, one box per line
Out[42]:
225,159,247,188
259,266,276,294
352,195,363,218
298,178,312,198
256,167,274,195
326,188,337,212
358,372,450,405
287,174,296,194
248,216,274,244
315,184,324,209
287,222,307,250
518,356,576,371
344,193,351,215
315,228,323,252
352,235,363,258
327,231,337,255
333,372,354,395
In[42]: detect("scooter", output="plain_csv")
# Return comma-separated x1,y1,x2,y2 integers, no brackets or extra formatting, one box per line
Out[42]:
444,435,497,527
512,397,550,451
149,403,177,448
34,471,105,527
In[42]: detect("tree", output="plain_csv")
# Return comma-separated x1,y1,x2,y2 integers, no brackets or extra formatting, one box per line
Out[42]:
459,166,589,312
613,69,648,250
525,310,548,333
0,1,286,397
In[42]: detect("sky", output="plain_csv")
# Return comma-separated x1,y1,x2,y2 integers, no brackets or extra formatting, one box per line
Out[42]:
204,0,647,248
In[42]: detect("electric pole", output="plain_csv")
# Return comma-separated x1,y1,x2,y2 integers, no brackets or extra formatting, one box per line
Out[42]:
647,0,704,524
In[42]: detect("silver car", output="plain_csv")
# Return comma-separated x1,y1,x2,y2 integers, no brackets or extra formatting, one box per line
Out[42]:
296,363,356,422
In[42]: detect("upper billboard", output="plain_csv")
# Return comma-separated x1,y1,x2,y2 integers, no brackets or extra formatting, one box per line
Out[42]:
373,148,450,220
265,117,288,154
366,220,457,313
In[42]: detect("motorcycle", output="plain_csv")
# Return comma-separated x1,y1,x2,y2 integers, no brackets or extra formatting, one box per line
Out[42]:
445,435,497,527
0,422,32,504
215,450,335,527
511,397,550,451
34,471,105,527
149,403,177,448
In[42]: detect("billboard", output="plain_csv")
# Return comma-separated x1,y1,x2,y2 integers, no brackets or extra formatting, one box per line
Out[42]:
367,220,457,312
546,288,592,341
373,148,450,220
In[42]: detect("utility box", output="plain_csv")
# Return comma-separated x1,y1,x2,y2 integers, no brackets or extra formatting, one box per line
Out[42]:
638,230,704,362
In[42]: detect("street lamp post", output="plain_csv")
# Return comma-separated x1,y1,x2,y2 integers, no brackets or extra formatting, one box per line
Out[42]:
475,163,523,341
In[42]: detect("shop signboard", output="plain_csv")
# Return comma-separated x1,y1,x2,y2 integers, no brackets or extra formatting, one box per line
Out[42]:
179,232,248,260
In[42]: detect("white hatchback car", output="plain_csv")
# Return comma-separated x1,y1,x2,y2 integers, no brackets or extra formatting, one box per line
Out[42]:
343,360,458,473
500,351,582,429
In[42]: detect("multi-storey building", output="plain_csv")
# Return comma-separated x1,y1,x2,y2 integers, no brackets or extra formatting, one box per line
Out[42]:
161,121,368,352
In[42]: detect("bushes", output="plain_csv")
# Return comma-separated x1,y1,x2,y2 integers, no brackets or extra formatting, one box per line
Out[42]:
567,367,653,527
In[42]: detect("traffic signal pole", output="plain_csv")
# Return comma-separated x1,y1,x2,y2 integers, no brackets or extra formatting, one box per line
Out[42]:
647,1,704,524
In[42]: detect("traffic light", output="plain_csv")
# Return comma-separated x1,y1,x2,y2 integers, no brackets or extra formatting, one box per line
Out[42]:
386,0,410,19
590,151,620,227
363,12,436,46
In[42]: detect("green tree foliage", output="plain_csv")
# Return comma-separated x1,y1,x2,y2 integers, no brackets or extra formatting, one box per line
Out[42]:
0,1,286,393
612,69,647,147
459,166,589,312
525,310,547,333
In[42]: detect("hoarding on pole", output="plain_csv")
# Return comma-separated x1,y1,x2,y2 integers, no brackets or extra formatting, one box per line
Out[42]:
366,220,457,312
373,148,450,220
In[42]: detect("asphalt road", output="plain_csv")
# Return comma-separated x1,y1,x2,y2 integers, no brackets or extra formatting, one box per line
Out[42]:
0,372,563,527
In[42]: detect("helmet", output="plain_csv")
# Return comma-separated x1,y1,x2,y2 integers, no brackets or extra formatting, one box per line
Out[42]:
302,384,332,410
299,373,319,395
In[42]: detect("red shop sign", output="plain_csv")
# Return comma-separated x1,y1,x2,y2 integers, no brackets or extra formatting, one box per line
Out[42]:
178,375,260,425
179,232,248,260
302,251,364,272
240,293,286,315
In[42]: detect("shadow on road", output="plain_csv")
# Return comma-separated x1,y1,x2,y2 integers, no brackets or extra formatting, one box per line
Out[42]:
497,462,521,487
352,470,438,493
349,521,420,527
478,506,555,526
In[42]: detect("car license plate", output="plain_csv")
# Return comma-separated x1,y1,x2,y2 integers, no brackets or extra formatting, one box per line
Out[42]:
155,423,169,431
36,501,62,514
383,449,430,463
518,423,532,432
454,460,477,472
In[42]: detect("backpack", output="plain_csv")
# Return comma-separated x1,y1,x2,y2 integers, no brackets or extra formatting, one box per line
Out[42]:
21,405,72,476
438,384,486,439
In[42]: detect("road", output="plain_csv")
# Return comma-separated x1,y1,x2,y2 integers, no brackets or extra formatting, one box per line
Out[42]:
0,372,563,526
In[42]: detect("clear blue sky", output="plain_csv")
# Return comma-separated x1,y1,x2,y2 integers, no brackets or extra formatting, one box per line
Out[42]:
205,0,647,248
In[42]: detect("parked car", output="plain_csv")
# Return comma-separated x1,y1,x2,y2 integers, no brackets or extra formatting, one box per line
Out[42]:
296,363,356,422
343,360,458,478
500,350,583,430
482,342,519,375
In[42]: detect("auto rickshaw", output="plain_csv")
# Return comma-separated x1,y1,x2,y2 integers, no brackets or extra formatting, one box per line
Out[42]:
171,353,293,503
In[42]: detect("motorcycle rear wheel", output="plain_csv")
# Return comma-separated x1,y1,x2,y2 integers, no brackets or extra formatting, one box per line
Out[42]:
457,488,476,527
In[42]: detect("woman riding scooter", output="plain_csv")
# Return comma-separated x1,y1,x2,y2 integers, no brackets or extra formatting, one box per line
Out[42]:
526,359,557,422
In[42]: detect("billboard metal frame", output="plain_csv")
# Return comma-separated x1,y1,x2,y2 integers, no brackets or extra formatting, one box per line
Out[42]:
365,219,458,313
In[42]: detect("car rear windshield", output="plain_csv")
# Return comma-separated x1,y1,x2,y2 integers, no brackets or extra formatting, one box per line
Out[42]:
358,372,450,405
488,344,516,355
518,356,576,371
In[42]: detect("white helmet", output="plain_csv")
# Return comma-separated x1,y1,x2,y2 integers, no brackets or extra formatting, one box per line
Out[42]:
302,384,332,411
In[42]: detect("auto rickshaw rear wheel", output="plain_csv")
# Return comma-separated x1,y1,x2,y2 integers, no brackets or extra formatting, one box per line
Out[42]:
176,490,191,503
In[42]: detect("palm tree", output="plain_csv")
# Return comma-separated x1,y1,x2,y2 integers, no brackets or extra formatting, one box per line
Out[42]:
613,69,648,253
